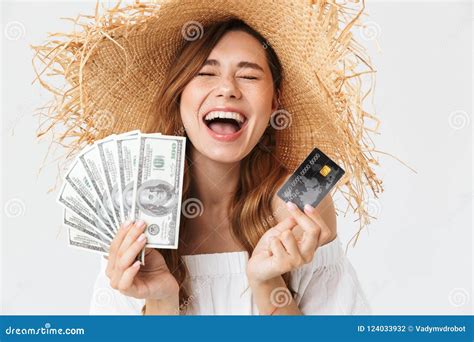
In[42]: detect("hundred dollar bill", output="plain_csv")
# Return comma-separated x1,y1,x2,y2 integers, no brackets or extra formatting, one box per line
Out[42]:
132,134,186,249
57,181,114,241
96,135,123,225
116,133,141,221
62,156,116,235
97,131,142,225
67,227,109,255
79,144,119,232
63,209,112,245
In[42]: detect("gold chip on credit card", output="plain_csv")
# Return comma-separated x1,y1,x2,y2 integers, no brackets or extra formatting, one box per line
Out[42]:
320,165,331,177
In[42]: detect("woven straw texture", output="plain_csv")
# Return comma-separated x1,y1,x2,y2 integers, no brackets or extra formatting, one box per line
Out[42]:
32,0,384,243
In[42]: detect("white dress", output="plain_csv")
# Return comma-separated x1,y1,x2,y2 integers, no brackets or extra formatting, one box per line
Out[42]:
89,236,372,315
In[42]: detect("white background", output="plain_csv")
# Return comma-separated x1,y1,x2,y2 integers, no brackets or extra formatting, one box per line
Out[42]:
1,0,472,314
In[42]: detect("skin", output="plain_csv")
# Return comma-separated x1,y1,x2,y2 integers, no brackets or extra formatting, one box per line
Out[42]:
106,30,337,315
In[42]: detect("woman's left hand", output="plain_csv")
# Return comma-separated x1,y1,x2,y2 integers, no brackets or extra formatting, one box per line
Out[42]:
247,202,336,284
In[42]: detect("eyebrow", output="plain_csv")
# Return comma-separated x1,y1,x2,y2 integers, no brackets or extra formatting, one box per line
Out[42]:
203,59,264,72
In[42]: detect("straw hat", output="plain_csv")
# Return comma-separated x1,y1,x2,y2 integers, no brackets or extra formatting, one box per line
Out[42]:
32,0,384,240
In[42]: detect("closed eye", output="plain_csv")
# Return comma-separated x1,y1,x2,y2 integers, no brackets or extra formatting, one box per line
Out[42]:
197,72,215,77
196,72,259,80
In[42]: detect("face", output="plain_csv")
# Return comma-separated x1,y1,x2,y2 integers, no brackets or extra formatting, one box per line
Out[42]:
180,30,278,164
139,189,167,206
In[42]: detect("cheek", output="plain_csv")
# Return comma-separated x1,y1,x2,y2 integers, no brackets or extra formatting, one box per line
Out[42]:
248,86,274,131
252,114,271,143
180,82,204,126
248,82,275,111
180,82,198,113
182,78,211,103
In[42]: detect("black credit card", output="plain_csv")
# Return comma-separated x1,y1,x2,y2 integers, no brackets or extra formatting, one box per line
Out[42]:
277,147,345,210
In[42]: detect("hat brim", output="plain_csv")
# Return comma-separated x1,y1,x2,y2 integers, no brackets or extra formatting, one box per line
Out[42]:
33,0,384,233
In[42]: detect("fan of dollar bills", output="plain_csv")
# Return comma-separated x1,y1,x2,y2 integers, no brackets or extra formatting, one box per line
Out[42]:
57,130,186,257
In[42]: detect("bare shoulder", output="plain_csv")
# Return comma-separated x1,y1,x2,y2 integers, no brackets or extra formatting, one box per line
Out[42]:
271,174,337,240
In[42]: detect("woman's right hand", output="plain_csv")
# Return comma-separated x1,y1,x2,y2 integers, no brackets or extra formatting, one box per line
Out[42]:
105,220,179,302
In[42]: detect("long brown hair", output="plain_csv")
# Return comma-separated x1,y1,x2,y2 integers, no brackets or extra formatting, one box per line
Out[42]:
153,18,293,311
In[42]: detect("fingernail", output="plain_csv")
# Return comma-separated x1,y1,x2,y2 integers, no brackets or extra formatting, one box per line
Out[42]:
122,220,133,228
304,204,315,213
136,220,146,228
137,233,146,242
286,201,297,211
133,260,141,268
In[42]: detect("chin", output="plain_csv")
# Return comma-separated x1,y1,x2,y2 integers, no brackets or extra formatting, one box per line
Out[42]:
186,129,259,164
204,147,247,164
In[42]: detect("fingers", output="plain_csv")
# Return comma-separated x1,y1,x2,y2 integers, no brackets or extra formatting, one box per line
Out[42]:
106,220,133,277
272,216,297,234
117,260,141,293
270,231,306,273
270,236,287,260
110,220,134,257
117,220,147,258
116,233,147,273
286,202,321,257
279,230,305,266
304,204,337,246
303,204,333,244
107,220,147,290
286,202,320,234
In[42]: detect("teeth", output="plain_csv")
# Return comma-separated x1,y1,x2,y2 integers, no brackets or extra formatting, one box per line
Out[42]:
204,111,245,123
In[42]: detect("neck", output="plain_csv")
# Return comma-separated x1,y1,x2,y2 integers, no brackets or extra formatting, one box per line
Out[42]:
188,146,240,209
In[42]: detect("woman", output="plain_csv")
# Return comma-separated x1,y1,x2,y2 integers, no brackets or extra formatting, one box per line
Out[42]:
33,0,382,315
93,19,372,315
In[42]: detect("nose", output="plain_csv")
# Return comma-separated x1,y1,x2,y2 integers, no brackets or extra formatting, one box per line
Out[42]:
214,76,242,100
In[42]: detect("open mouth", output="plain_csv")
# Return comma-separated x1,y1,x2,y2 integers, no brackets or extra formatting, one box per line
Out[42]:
203,111,247,135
